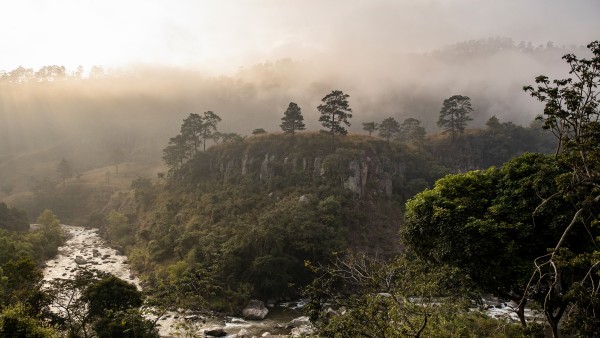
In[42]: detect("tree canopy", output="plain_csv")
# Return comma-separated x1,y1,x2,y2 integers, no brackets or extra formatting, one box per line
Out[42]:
402,153,574,325
0,203,29,232
56,159,73,185
280,102,306,135
362,122,378,136
437,95,473,141
399,118,426,144
318,90,352,147
163,111,222,173
378,117,400,142
521,40,600,336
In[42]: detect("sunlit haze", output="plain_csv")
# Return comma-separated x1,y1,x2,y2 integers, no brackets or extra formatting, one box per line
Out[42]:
1,0,599,72
1,0,600,164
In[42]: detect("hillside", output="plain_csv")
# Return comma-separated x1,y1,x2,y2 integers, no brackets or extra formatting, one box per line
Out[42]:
96,133,448,309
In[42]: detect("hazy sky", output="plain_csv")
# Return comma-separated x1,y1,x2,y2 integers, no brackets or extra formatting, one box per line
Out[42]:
1,0,598,73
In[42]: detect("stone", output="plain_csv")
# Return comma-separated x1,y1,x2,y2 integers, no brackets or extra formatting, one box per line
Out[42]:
236,328,249,337
242,153,250,176
242,300,269,320
260,154,270,180
299,195,310,204
290,324,315,337
313,157,322,174
204,328,227,337
286,316,310,328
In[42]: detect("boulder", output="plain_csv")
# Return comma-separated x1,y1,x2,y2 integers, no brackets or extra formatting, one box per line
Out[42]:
235,328,249,337
74,256,88,265
242,300,269,320
286,316,310,329
290,324,315,337
299,195,310,204
204,328,227,337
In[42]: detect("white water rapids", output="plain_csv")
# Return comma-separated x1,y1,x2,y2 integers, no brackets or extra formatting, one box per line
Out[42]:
42,225,543,337
42,225,302,337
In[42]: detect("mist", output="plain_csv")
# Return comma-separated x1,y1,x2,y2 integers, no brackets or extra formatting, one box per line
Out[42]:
1,0,598,195
0,39,584,153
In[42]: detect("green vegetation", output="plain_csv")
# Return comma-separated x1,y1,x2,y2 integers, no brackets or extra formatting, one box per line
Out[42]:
318,90,353,147
378,117,400,142
2,37,597,337
280,102,306,135
306,254,543,338
0,202,29,232
304,41,599,337
403,153,571,325
0,208,65,337
437,94,474,142
45,269,157,338
110,132,450,313
397,41,600,337
361,122,378,136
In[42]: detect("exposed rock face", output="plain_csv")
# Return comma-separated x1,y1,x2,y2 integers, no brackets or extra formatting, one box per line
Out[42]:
224,159,236,182
344,160,361,195
242,300,269,320
260,154,270,180
207,140,405,197
298,195,310,204
242,153,250,176
313,157,322,175
382,175,393,196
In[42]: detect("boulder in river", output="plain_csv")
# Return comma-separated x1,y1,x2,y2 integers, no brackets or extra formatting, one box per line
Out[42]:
286,316,311,328
74,256,88,265
242,300,269,320
204,328,227,337
290,324,315,337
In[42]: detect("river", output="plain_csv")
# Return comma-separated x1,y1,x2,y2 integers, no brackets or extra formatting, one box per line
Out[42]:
42,225,541,336
42,225,305,337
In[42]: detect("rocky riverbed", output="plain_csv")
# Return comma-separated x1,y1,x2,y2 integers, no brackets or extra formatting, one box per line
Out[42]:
42,225,308,337
42,225,542,337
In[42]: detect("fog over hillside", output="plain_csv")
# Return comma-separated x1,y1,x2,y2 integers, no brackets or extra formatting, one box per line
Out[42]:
0,39,586,156
1,0,598,191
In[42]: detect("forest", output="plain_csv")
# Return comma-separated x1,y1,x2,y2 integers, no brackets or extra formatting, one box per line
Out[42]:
0,39,598,337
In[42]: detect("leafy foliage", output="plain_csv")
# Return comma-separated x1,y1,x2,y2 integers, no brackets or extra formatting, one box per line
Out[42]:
280,102,306,135
378,117,400,141
362,122,378,136
520,40,600,337
124,133,452,310
163,111,222,173
399,117,426,145
403,154,571,308
318,90,353,146
82,276,143,319
0,303,58,338
0,202,29,232
45,269,155,338
437,94,474,141
305,253,540,338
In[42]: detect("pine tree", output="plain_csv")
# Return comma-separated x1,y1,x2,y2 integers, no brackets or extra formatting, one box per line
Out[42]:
362,122,378,136
437,95,473,142
378,117,400,142
280,102,306,135
318,90,352,148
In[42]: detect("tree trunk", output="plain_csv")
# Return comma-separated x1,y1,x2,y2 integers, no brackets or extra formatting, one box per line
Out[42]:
516,299,527,327
545,304,566,338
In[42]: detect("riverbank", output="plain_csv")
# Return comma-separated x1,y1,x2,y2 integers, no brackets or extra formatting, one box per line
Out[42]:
42,225,307,337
